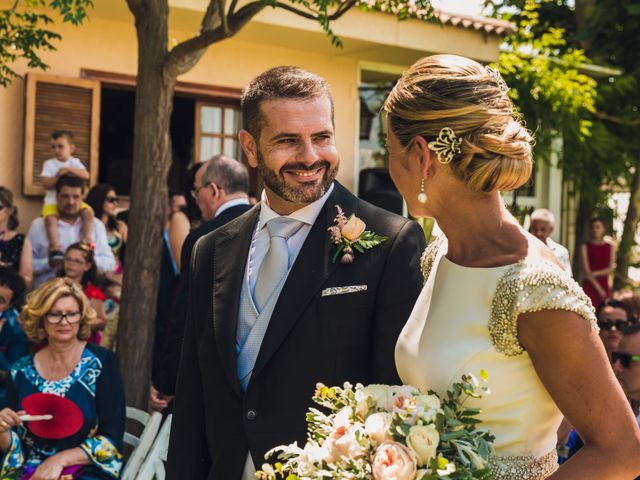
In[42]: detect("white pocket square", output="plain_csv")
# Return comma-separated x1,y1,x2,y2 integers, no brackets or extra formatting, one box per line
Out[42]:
321,285,367,297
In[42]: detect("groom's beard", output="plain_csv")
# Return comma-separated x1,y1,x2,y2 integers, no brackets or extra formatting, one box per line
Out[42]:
256,150,338,205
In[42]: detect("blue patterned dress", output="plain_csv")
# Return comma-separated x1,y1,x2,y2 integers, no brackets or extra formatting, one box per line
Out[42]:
0,344,124,479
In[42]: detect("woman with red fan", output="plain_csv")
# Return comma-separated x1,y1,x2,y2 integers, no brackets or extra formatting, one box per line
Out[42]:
0,278,124,479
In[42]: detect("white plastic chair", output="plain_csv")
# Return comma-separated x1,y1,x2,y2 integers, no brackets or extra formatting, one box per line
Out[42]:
137,414,173,480
121,407,163,480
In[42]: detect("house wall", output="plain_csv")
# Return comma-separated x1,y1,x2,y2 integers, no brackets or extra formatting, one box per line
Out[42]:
0,13,361,232
0,1,502,233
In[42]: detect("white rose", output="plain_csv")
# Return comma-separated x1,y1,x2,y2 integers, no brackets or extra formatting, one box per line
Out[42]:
406,424,439,467
334,406,353,428
364,412,392,444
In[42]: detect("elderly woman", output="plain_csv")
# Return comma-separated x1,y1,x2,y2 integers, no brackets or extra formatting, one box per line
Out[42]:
0,278,124,479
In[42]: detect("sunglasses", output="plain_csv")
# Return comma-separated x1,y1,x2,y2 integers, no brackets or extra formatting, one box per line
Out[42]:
612,351,640,369
597,319,629,331
105,196,118,204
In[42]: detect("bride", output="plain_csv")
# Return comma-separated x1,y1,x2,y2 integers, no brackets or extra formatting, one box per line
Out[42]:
385,54,640,479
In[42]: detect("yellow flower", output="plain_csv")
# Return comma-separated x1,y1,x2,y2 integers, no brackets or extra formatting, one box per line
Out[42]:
341,215,366,241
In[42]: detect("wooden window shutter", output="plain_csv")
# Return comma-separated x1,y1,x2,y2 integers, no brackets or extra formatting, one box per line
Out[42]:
23,74,100,195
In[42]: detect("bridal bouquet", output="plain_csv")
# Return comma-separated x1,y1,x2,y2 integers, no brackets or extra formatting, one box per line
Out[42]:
256,372,495,480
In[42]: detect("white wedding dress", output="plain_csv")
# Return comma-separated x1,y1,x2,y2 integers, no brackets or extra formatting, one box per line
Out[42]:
395,237,597,480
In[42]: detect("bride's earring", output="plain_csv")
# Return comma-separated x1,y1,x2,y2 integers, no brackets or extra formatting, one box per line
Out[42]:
417,178,427,204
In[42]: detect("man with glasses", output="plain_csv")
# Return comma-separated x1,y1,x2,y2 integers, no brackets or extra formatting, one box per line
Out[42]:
597,299,633,361
149,155,252,411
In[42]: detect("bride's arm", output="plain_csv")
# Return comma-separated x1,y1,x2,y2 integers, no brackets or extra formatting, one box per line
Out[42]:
519,309,640,479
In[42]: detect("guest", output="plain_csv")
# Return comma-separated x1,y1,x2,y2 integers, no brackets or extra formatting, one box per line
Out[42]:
613,323,640,417
167,199,190,272
0,267,27,408
613,290,640,324
597,298,632,361
0,187,33,288
581,217,616,308
28,175,115,287
529,208,571,273
150,155,252,411
85,184,128,284
61,243,107,344
0,278,124,479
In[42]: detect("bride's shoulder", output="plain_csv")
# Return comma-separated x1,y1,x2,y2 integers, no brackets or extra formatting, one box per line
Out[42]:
490,237,597,356
420,235,446,282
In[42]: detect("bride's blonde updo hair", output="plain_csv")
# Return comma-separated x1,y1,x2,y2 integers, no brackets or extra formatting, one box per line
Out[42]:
383,54,534,193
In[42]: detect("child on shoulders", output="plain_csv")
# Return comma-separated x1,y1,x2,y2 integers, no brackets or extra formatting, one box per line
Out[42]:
41,130,93,266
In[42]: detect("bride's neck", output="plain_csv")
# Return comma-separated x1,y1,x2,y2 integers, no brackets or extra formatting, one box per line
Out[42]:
431,190,528,267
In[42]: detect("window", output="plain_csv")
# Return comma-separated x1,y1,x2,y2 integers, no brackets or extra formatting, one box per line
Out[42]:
195,102,242,163
23,74,100,195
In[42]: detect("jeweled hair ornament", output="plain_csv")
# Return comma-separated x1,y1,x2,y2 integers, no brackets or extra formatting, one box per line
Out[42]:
427,127,462,164
485,65,509,93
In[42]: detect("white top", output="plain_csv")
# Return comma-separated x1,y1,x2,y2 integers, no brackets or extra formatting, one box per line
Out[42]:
245,183,334,296
41,157,87,205
395,237,596,480
28,216,116,287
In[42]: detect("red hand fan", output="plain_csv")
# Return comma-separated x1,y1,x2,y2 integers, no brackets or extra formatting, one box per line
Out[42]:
21,393,84,439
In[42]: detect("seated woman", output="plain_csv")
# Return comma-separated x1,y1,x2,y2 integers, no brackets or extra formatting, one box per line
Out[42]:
61,243,107,345
0,278,124,479
0,266,28,408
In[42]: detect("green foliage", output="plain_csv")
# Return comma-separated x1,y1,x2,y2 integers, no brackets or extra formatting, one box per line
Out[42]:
0,0,92,86
493,0,598,174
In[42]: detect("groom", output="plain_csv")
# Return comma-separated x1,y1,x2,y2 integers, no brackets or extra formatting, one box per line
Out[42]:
166,66,426,480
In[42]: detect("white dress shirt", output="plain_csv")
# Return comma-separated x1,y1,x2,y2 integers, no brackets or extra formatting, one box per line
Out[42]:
215,198,251,218
28,216,116,287
547,237,572,274
246,184,334,298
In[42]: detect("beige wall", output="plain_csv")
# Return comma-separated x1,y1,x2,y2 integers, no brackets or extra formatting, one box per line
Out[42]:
0,1,501,232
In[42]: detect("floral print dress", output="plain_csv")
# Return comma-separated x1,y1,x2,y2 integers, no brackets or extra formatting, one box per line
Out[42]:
0,344,125,479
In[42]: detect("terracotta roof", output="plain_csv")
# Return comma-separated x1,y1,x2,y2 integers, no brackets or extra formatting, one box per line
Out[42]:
435,10,515,36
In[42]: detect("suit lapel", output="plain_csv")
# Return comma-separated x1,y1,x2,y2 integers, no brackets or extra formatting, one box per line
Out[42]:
212,206,259,398
250,183,358,383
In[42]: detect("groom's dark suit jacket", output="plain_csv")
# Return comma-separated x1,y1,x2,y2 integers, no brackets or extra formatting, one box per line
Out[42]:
166,182,426,479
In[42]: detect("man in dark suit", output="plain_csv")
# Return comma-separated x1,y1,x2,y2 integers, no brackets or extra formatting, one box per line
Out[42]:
166,66,426,480
150,155,252,408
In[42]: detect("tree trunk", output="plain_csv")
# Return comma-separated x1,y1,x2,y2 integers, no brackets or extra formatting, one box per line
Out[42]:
614,157,640,290
118,0,176,409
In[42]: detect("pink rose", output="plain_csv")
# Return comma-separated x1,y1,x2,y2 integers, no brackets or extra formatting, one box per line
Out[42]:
372,441,417,480
324,424,366,463
341,215,366,241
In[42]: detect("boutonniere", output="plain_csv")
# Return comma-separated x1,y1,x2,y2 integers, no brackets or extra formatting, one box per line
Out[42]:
328,205,387,264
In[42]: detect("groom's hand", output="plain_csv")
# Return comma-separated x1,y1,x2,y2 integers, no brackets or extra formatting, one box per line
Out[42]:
149,384,174,412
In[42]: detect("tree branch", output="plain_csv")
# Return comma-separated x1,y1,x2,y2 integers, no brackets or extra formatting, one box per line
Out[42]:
594,110,640,126
272,2,318,20
125,0,146,17
217,0,230,35
328,0,357,20
229,2,267,33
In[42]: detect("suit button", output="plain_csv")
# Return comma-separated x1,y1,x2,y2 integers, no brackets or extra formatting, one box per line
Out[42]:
246,409,257,421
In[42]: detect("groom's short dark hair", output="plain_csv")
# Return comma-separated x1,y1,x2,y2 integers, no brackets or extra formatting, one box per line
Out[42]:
241,66,334,140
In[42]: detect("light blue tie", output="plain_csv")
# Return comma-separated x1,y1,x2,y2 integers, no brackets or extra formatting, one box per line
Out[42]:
253,217,303,312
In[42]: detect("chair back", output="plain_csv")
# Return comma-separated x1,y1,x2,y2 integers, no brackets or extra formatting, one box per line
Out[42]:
121,407,162,480
137,414,173,480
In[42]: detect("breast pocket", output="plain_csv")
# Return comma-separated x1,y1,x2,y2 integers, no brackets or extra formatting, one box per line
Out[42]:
316,289,373,346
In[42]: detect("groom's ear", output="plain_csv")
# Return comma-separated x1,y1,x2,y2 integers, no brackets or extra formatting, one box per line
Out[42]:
239,129,258,168
413,136,433,178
